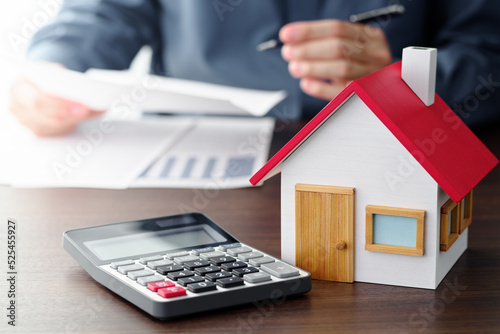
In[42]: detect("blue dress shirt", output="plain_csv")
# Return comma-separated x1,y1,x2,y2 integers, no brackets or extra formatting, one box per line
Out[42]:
27,0,500,126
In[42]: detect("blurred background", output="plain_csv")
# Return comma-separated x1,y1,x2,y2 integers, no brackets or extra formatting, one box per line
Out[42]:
0,2,62,110
0,1,149,113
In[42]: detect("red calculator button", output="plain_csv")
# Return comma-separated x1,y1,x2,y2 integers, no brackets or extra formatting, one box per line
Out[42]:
147,281,175,292
157,286,186,298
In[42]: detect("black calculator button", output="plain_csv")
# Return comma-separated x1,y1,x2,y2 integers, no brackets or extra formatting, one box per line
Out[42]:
205,271,232,282
195,265,221,276
209,256,236,266
187,281,217,293
156,264,184,275
177,275,205,287
183,260,210,270
232,267,259,277
167,270,194,281
216,277,245,288
221,261,247,271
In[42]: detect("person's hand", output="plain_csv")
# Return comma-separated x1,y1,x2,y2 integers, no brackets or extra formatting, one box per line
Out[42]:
8,63,103,136
279,20,392,100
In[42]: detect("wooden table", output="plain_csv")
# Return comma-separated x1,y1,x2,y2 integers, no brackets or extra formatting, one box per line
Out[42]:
0,122,499,334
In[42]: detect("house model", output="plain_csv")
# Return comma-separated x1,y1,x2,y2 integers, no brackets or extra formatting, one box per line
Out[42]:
250,47,498,289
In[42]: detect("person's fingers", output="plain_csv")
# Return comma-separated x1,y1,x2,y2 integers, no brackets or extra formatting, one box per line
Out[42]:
280,20,361,44
9,75,103,136
299,77,350,101
289,59,368,81
282,26,390,63
282,38,367,62
9,94,77,136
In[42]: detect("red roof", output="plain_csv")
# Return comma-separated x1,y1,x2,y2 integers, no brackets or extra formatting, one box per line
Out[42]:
250,62,498,202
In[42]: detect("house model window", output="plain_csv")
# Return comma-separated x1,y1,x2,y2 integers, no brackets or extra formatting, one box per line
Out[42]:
365,205,425,256
440,191,473,251
459,191,473,234
440,199,460,251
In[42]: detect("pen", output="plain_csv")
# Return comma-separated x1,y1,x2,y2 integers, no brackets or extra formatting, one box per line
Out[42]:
256,4,405,52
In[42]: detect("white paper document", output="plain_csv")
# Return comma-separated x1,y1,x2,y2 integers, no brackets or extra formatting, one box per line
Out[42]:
23,65,287,116
0,113,274,189
132,117,275,189
0,114,194,189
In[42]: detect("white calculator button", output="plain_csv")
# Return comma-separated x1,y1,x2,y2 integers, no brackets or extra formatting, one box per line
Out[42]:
110,260,135,269
200,251,225,260
127,269,155,280
165,251,190,260
260,262,300,278
244,272,272,283
139,255,163,265
117,264,144,275
137,275,165,286
147,259,173,270
173,255,199,265
227,247,253,256
238,252,264,262
191,247,215,255
249,256,275,267
218,243,242,251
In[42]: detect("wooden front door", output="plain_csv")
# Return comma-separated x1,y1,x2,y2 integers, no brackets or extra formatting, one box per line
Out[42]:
295,184,354,282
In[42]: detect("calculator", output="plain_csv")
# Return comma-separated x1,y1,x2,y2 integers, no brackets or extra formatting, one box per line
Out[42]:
63,213,311,320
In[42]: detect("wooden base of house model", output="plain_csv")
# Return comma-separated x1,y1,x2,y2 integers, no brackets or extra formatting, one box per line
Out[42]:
250,47,498,289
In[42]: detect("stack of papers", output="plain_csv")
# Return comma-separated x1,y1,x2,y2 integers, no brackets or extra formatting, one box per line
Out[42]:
0,65,283,189
0,113,194,188
24,65,287,116
0,114,275,189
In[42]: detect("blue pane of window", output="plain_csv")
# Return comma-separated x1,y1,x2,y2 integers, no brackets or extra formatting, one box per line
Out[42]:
373,214,417,247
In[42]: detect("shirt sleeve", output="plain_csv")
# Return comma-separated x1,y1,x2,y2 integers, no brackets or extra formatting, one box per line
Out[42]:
27,0,161,72
430,0,500,126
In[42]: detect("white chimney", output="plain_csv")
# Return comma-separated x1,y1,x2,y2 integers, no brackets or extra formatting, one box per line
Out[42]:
401,46,437,106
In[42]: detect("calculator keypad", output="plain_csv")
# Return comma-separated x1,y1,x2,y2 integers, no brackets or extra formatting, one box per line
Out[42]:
108,243,303,300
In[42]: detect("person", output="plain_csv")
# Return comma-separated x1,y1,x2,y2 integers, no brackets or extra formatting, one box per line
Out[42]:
9,0,500,136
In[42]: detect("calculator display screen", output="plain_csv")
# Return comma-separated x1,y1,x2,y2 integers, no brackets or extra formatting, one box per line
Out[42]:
84,225,225,261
